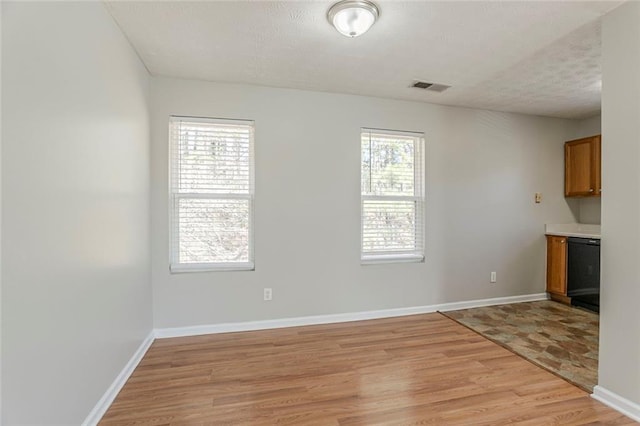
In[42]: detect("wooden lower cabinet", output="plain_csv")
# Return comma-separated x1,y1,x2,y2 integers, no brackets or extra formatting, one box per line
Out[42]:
546,235,569,303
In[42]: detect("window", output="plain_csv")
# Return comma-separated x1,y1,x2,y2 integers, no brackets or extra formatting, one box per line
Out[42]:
170,116,254,272
361,128,425,263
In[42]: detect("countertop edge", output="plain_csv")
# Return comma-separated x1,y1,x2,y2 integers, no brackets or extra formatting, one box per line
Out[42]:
545,232,601,239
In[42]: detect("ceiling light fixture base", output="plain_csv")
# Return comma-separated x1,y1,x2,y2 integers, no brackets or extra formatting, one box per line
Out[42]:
327,0,380,38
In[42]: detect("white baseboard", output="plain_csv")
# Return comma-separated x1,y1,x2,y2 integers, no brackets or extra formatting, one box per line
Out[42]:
82,331,155,426
154,292,548,339
592,385,640,422
436,292,549,312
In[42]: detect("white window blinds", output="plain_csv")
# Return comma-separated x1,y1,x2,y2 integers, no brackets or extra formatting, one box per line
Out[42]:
361,128,425,263
170,116,254,272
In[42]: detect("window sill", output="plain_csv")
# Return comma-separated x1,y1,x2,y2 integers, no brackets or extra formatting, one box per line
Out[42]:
170,262,255,273
361,254,424,265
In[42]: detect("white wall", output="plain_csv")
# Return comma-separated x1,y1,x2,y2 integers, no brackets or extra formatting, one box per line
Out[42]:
578,197,602,224
0,2,3,420
574,114,602,139
151,77,579,328
599,0,640,405
2,2,152,424
573,114,602,224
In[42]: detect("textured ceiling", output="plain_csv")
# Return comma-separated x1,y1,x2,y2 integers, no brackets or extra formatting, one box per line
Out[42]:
104,1,624,119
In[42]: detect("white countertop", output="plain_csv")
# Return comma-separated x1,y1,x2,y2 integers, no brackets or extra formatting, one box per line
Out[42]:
545,223,601,239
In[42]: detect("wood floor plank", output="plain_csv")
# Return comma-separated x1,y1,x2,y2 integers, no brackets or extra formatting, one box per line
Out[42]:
100,313,634,425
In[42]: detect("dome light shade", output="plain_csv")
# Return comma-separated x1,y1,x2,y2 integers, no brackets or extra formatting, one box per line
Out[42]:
328,0,379,38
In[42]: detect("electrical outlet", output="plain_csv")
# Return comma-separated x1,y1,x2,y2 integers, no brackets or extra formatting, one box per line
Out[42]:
490,272,497,283
263,288,273,301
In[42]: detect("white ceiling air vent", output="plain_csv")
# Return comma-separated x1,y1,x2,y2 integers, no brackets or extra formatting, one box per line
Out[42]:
411,81,451,93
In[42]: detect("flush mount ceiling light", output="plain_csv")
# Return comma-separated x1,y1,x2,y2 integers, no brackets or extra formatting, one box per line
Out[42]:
327,0,380,38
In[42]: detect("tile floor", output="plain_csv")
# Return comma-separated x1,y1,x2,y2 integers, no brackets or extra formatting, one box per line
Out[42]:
443,300,598,391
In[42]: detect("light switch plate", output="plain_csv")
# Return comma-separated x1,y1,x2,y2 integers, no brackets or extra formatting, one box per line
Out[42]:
535,192,542,203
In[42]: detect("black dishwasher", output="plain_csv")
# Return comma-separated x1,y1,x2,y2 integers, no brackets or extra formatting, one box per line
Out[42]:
567,237,600,313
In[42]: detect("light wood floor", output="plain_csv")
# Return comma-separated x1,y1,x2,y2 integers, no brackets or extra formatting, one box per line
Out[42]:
101,313,634,425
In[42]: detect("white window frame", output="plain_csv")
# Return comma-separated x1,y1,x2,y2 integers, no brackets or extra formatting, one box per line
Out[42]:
361,128,425,264
169,116,255,273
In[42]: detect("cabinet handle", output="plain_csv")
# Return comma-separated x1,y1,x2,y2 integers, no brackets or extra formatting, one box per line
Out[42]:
589,188,594,192
560,240,565,243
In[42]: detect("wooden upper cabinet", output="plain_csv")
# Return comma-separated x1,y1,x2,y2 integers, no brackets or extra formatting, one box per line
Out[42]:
546,235,567,296
565,135,601,197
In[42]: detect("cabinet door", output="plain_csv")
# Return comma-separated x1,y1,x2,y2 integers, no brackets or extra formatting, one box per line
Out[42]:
546,235,567,295
565,138,595,196
593,135,602,196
